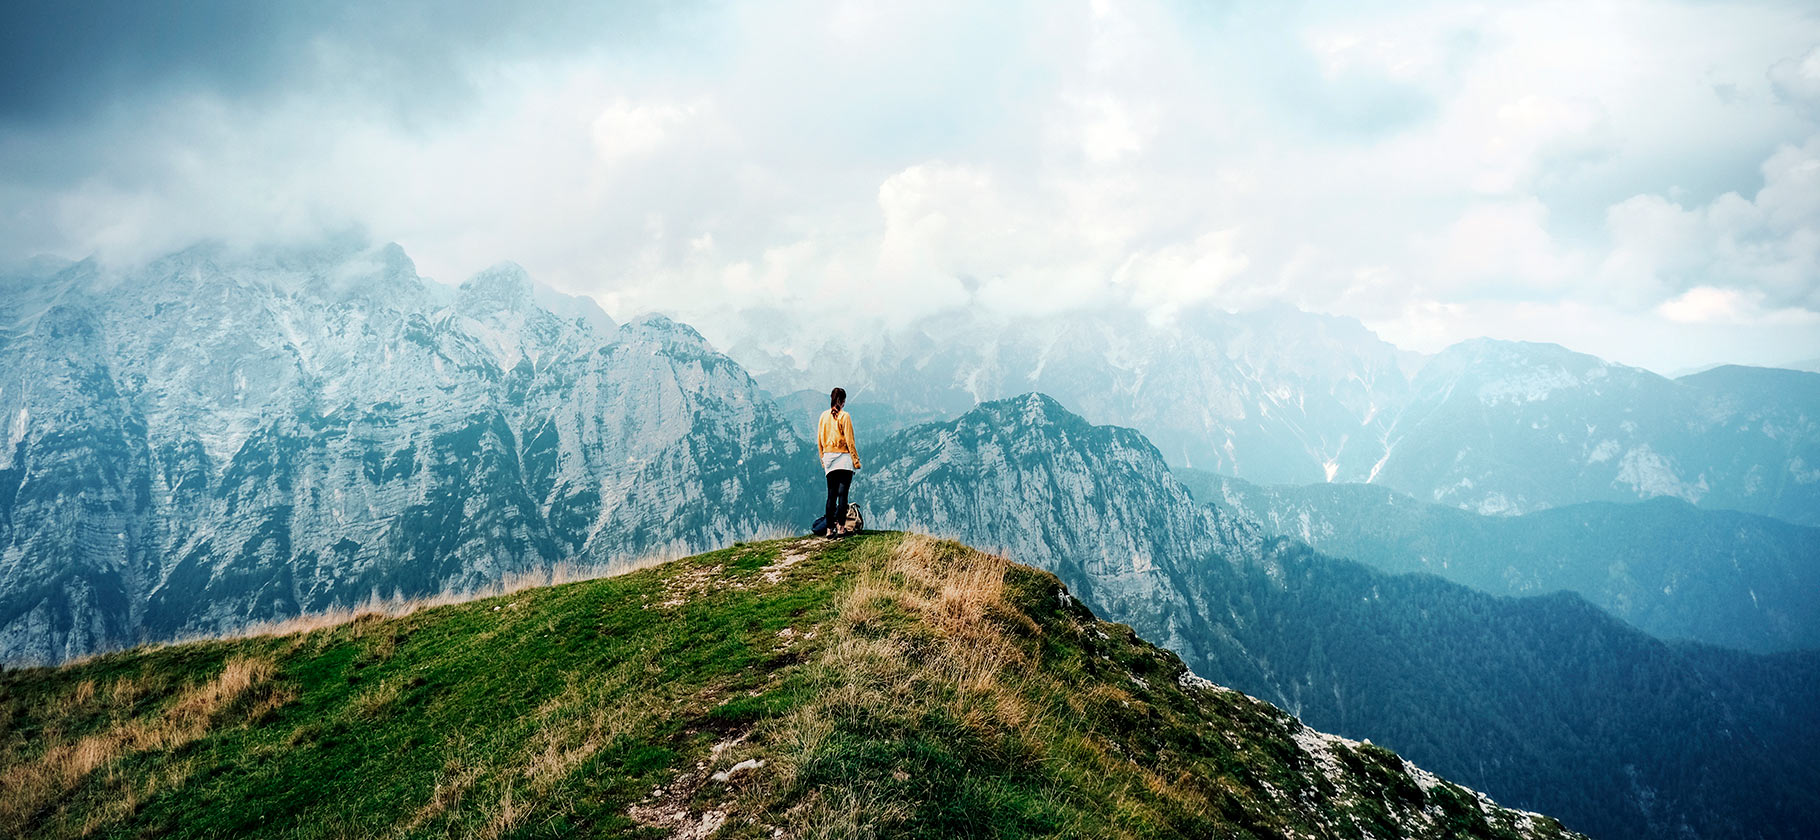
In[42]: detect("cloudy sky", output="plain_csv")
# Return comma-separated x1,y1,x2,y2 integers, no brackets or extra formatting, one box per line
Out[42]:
4,0,1819,373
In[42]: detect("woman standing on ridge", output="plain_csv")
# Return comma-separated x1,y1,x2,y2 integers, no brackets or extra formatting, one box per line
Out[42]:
818,387,860,537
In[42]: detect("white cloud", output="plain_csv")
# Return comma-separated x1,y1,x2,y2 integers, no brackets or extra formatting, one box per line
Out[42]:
1770,44,1820,116
1596,134,1820,312
590,99,701,164
1656,286,1820,326
1072,94,1149,165
1112,230,1251,322
5,0,1820,373
1420,198,1583,296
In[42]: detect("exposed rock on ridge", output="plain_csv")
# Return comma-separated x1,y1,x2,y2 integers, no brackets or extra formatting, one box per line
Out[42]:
0,242,817,664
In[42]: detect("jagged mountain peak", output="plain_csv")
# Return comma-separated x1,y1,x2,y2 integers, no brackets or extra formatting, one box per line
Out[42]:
981,391,1070,422
144,231,375,275
0,240,817,665
1404,337,1667,413
95,237,433,311
1418,337,1648,384
960,392,1139,443
617,311,716,348
456,260,535,314
729,302,1424,484
1678,362,1820,390
370,241,418,281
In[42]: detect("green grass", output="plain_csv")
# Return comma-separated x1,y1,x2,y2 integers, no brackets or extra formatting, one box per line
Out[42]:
0,533,1583,839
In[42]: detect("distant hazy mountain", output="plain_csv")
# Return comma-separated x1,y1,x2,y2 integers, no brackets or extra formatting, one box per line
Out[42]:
862,394,1820,840
734,311,1820,524
1177,469,1820,653
735,304,1416,486
768,387,949,447
1379,344,1820,523
0,241,817,664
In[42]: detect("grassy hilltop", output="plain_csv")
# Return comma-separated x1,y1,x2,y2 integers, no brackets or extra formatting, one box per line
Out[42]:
1,533,1582,839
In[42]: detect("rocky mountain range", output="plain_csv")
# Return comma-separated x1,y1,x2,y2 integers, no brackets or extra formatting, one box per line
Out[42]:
5,240,1815,840
0,241,818,663
733,309,1820,525
734,304,1415,486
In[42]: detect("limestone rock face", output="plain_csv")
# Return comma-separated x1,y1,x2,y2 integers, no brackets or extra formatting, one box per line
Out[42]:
862,392,1264,664
0,241,817,664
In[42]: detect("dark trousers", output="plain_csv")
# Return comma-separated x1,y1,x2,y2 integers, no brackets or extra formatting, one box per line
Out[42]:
824,469,853,530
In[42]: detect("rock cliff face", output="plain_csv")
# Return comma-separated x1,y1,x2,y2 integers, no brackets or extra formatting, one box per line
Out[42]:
861,394,1820,840
860,394,1258,666
0,241,817,664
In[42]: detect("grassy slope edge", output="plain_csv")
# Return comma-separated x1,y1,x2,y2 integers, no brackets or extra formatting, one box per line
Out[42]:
1,533,1584,839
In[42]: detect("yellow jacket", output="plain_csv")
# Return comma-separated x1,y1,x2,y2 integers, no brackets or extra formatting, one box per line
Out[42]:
817,408,857,456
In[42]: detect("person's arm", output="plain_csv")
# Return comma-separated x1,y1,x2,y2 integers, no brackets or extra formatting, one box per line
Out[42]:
847,412,860,469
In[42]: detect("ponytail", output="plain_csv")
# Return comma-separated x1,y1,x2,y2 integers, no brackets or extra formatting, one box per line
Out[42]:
830,387,847,412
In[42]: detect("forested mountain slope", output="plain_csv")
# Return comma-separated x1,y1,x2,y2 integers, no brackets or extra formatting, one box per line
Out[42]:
1178,469,1820,653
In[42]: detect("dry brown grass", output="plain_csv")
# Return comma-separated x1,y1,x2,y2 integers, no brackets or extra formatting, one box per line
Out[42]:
349,679,403,720
388,671,658,838
793,787,917,840
76,757,197,838
225,562,625,645
765,532,1222,838
106,673,155,711
517,678,639,794
396,753,484,836
767,534,1049,835
879,534,1023,692
0,657,286,835
480,785,527,840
